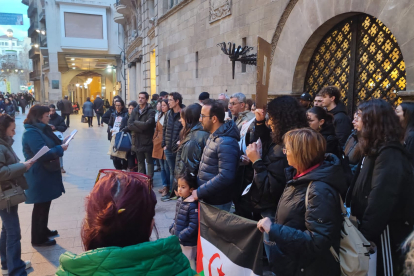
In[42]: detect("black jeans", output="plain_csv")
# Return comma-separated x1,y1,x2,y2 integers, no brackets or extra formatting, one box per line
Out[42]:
96,113,103,125
136,150,154,177
63,114,70,127
87,116,93,127
127,152,137,171
20,106,25,114
31,201,52,244
113,157,128,170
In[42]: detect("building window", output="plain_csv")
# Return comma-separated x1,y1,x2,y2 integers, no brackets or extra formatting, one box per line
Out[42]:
12,43,15,46
64,12,103,39
4,42,8,46
242,37,246,73
195,52,198,78
304,14,406,114
167,60,170,81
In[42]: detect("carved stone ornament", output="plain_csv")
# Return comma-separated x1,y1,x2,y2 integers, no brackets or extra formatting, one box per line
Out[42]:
209,0,231,23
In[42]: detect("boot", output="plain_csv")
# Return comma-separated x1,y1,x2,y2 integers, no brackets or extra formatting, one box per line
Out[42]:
158,186,167,193
161,187,169,197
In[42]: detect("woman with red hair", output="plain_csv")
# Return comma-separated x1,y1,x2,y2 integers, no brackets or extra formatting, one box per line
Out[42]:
55,172,194,275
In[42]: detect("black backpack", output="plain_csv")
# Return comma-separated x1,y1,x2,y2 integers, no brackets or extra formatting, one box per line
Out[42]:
57,100,64,111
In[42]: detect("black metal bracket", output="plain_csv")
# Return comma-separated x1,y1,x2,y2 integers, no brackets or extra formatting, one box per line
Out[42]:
217,42,257,79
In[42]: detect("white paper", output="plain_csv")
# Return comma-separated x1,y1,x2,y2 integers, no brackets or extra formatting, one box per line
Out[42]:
242,183,252,196
63,129,78,145
112,117,123,136
31,146,50,162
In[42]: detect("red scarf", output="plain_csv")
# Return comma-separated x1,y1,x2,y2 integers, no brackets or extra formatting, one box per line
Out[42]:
293,163,321,180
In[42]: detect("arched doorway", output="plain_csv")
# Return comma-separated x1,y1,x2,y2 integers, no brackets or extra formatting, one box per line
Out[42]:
304,14,406,115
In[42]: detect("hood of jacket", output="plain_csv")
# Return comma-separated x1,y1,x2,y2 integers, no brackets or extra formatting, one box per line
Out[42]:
56,236,194,276
24,123,62,146
329,101,347,116
285,153,348,197
212,119,240,141
319,123,336,137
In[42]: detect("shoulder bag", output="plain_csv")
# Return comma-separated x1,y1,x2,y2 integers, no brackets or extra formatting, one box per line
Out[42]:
305,182,370,276
114,131,132,152
0,182,26,213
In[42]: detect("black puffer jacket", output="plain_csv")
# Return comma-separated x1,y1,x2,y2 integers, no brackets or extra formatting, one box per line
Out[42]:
174,123,209,178
169,196,198,246
344,130,361,174
127,104,156,153
404,130,414,166
162,110,183,152
329,102,353,148
269,154,347,276
49,113,67,132
350,142,414,242
197,120,240,205
250,123,287,213
319,123,341,158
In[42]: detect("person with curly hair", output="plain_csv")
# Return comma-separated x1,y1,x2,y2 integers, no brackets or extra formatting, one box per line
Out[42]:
245,96,308,261
348,99,414,276
396,102,414,165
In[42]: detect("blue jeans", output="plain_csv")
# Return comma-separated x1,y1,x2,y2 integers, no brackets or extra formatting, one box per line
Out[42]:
159,159,170,188
164,149,176,190
211,202,232,212
0,205,26,276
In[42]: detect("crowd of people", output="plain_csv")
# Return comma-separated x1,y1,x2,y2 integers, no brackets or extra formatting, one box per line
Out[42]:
0,92,35,117
1,86,414,275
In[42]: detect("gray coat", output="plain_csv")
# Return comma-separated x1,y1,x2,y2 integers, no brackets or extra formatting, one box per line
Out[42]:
0,137,28,190
61,99,73,115
82,101,94,117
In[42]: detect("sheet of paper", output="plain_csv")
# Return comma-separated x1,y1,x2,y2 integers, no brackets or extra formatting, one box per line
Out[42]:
112,117,123,136
31,146,50,162
63,129,78,145
242,183,252,196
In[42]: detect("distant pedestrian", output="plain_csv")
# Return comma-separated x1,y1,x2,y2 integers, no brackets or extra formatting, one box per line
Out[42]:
150,94,159,109
18,96,26,114
317,86,352,147
82,98,94,128
194,99,240,211
22,105,68,247
127,92,156,177
4,99,15,118
245,98,255,112
169,172,198,270
299,92,312,109
313,94,323,107
93,95,104,127
198,92,209,106
159,91,169,100
229,92,255,131
0,114,33,275
60,96,73,128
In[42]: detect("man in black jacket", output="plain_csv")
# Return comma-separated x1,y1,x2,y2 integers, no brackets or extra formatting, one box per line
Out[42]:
193,99,240,211
127,92,156,177
318,86,352,147
61,96,73,127
93,95,104,127
161,92,183,199
49,104,68,173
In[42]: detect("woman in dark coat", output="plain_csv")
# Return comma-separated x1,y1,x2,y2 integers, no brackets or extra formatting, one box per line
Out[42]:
22,105,68,246
167,104,209,201
246,96,308,260
0,114,33,275
102,96,124,140
120,101,138,171
344,113,363,175
107,99,128,170
18,96,27,114
349,99,414,275
307,106,341,158
396,102,414,165
82,97,94,127
4,99,15,118
257,128,346,276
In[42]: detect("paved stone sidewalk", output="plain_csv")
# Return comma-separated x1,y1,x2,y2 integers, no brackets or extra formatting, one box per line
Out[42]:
6,112,176,275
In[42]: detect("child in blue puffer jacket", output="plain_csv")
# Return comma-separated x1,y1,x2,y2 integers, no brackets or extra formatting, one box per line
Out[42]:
169,172,198,270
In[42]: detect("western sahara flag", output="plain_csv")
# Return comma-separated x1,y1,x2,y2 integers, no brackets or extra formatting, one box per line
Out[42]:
196,202,263,276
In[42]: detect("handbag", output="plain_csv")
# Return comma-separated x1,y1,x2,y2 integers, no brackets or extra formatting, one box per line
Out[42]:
305,182,371,276
108,135,127,160
0,182,26,212
115,131,132,152
43,158,61,172
81,115,88,123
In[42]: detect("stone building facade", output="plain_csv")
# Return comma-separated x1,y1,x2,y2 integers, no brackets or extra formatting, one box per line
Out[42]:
118,0,414,108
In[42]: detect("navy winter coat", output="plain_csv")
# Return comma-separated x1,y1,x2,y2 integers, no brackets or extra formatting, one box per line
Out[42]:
197,120,240,205
4,103,15,117
49,113,67,132
169,196,198,246
22,123,65,204
269,154,347,276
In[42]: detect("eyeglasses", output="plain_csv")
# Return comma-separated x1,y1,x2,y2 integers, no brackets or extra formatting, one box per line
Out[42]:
354,111,362,121
228,101,240,106
200,114,212,119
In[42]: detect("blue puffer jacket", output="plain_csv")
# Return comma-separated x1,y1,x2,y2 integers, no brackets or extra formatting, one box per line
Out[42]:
197,120,240,205
169,196,198,246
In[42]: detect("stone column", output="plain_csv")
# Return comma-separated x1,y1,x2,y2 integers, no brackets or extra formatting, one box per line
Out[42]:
47,52,62,104
129,63,136,101
136,62,142,93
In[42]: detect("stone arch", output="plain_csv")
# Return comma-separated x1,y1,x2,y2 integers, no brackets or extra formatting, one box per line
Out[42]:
268,0,414,95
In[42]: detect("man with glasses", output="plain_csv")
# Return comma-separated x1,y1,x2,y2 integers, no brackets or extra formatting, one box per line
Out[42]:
229,93,255,131
161,92,184,200
193,99,240,211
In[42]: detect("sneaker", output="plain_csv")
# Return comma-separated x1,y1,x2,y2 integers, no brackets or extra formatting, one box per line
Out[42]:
2,261,32,275
161,194,172,202
161,188,169,197
158,186,167,193
170,195,178,200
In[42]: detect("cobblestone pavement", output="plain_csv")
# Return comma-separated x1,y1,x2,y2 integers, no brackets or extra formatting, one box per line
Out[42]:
5,112,176,275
